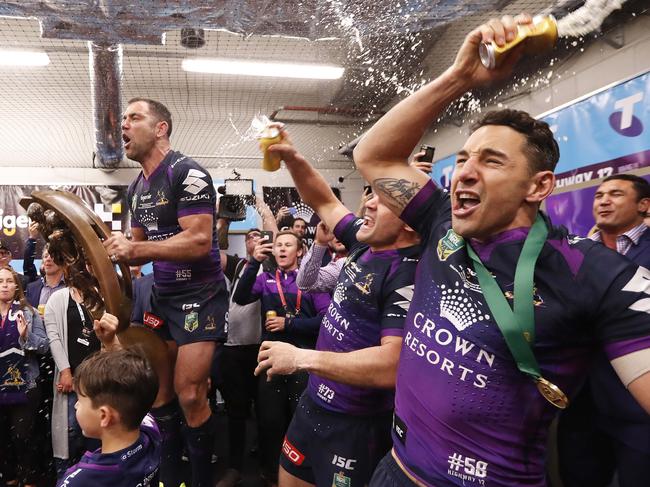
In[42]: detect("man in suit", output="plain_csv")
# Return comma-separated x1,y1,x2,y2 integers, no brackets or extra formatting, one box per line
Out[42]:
558,174,650,487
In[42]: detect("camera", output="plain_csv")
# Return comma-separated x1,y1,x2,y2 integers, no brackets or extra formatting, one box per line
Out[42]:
217,178,255,221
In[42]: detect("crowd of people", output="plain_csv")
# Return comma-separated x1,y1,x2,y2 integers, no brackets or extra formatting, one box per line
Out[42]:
0,12,649,487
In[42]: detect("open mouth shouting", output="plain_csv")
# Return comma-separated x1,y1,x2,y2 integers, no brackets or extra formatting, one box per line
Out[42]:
122,133,132,150
453,190,481,217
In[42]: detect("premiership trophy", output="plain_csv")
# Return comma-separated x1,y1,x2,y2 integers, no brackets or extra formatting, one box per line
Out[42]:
20,190,168,377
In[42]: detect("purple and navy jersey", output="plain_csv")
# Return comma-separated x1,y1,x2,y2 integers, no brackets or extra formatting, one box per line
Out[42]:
57,414,161,487
391,180,650,487
127,150,224,289
232,262,331,349
308,213,419,415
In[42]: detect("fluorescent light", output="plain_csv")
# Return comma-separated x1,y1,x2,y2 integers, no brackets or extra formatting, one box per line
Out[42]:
0,50,49,67
182,58,344,80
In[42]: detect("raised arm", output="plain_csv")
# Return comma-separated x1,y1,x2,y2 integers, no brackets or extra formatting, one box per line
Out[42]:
268,129,349,231
255,195,280,235
353,14,531,216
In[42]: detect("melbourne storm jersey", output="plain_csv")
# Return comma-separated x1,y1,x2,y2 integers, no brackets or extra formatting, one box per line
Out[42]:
128,151,224,289
57,415,161,486
392,180,650,487
308,213,419,415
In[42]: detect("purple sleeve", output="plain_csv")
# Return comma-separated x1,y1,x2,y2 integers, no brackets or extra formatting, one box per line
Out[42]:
252,271,265,296
232,260,263,305
605,335,650,360
312,291,333,314
399,179,450,244
178,206,214,219
333,213,364,251
171,158,217,217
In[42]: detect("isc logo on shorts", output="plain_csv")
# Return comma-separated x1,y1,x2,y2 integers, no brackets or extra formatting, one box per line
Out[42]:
143,312,164,329
282,437,305,466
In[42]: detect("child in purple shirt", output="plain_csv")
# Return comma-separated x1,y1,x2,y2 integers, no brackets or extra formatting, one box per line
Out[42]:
57,314,160,486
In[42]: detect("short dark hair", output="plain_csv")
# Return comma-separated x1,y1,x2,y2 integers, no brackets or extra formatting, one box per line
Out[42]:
602,174,650,201
292,218,307,226
74,348,159,430
127,97,173,138
471,109,560,173
246,228,261,236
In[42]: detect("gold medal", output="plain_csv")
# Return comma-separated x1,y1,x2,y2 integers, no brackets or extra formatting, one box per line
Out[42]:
536,377,569,409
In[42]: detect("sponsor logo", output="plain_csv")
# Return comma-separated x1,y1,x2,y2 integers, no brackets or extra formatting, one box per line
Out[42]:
184,311,199,332
437,228,464,261
121,443,143,460
332,455,357,471
181,303,200,311
609,92,644,137
93,202,123,231
439,283,490,332
332,283,346,306
392,413,408,445
447,452,488,483
182,169,208,195
621,266,650,314
140,193,152,201
143,312,163,329
282,437,305,466
180,193,210,202
332,471,352,487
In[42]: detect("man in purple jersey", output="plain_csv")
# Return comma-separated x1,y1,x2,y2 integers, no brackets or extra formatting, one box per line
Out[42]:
104,98,227,487
255,129,420,487
352,14,650,487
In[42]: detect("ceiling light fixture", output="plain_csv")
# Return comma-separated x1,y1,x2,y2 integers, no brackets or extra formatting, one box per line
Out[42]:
0,49,50,67
182,58,344,80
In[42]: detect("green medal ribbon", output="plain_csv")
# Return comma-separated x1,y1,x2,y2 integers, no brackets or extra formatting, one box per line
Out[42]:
465,214,569,409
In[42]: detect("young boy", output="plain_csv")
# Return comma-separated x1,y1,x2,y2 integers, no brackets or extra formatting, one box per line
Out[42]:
57,313,161,486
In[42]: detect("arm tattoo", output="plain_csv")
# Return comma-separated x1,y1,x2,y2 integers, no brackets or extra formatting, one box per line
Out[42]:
373,178,422,209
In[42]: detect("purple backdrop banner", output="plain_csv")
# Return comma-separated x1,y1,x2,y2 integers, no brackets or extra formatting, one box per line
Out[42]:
546,172,650,236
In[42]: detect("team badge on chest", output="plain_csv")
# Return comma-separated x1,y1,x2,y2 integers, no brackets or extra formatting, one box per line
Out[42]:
437,228,464,261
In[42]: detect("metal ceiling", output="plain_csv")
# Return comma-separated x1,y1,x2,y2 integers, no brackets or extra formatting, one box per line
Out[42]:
0,0,644,171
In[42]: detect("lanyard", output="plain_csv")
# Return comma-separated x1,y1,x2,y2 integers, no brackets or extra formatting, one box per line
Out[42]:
465,215,569,409
275,269,301,316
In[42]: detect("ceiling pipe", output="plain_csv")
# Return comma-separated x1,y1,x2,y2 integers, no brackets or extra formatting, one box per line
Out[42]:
269,105,384,121
89,42,124,170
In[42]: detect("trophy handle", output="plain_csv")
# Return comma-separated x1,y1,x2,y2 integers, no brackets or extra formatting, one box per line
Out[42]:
20,190,133,331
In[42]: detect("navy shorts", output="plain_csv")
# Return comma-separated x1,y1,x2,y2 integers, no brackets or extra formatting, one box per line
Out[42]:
280,392,392,486
144,280,228,346
369,452,419,487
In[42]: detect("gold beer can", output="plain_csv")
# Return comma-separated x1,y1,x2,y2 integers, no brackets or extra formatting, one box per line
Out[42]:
479,15,558,70
265,310,277,319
